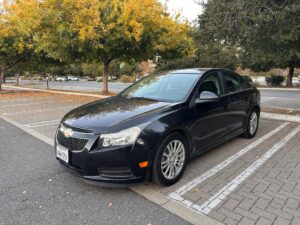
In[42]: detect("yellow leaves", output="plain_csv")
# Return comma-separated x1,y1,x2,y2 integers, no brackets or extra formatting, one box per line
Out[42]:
0,0,194,63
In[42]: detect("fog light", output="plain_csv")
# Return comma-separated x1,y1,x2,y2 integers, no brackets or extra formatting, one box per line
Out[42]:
139,161,149,168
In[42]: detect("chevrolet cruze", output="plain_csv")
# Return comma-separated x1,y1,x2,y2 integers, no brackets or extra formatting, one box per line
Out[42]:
55,68,260,186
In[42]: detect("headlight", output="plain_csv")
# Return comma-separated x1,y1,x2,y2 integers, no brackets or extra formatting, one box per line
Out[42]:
100,127,142,147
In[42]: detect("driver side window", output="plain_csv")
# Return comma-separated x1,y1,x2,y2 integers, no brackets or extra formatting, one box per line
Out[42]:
198,72,222,96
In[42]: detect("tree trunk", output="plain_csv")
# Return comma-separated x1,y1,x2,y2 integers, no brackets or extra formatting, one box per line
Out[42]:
0,69,5,91
16,74,20,86
286,66,294,87
102,62,109,94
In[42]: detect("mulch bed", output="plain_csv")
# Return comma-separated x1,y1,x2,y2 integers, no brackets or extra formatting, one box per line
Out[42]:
262,106,300,115
0,89,31,94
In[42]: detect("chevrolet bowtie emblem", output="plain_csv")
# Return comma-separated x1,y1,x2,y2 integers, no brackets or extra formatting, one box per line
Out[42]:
60,125,73,138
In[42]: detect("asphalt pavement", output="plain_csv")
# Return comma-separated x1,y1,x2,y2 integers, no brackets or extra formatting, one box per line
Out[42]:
259,89,300,110
0,118,190,225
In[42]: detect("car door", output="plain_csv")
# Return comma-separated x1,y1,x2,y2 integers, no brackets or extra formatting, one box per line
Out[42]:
221,71,249,134
190,71,231,153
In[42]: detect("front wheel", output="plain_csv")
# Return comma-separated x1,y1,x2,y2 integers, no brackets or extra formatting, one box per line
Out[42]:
152,133,188,186
242,109,259,138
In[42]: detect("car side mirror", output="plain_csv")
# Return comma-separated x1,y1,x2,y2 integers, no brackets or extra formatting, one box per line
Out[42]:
195,91,219,104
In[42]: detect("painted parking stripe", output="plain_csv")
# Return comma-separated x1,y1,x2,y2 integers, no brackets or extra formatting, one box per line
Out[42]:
169,122,289,201
194,125,300,214
2,106,75,116
26,119,61,128
261,97,276,102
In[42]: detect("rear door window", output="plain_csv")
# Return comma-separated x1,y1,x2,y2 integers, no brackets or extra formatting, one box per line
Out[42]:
223,71,241,93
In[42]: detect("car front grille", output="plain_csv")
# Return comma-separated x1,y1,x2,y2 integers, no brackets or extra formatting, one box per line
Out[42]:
57,129,89,151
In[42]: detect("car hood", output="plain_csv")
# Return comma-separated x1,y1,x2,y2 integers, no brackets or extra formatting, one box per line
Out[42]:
62,96,173,133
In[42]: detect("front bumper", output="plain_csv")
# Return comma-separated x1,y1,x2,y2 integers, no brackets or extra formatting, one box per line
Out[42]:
57,159,144,186
56,145,146,185
55,126,149,185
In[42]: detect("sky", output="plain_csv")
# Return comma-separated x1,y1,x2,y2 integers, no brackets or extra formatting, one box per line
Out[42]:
159,0,203,22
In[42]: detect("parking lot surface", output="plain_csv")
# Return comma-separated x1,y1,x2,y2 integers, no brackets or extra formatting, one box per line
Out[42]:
1,90,300,225
0,118,190,225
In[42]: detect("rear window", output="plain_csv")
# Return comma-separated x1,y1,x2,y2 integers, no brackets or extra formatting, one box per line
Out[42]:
223,71,241,93
240,76,253,89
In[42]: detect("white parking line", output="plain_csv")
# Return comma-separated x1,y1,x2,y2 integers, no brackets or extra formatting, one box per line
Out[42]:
169,122,289,203
194,125,300,214
261,97,276,102
26,119,61,128
2,105,75,116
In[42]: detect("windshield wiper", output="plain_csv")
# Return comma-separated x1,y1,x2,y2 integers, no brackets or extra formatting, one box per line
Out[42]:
127,96,158,101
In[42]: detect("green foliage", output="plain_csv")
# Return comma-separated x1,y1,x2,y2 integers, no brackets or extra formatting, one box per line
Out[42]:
265,75,285,86
156,57,197,72
81,63,103,78
195,43,238,70
198,0,299,86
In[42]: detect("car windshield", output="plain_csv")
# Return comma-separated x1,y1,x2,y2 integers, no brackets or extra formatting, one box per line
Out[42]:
119,73,199,102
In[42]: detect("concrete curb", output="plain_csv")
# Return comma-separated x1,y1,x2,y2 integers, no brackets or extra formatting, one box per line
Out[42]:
0,115,222,225
258,87,300,91
261,112,300,123
3,85,109,98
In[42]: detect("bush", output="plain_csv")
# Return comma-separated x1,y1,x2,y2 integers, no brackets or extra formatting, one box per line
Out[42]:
120,75,135,83
265,75,285,86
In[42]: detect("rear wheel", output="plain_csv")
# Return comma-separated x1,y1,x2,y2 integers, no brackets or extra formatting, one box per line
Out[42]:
152,133,188,186
242,109,259,138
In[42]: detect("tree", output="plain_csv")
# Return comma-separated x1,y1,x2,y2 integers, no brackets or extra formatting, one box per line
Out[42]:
29,0,193,93
81,63,103,78
0,0,40,90
197,0,299,86
194,42,238,70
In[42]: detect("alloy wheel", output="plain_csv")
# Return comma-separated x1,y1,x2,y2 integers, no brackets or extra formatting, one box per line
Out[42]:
161,140,186,180
249,111,258,135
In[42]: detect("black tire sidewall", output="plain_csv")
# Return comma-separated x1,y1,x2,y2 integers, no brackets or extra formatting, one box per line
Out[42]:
152,133,188,186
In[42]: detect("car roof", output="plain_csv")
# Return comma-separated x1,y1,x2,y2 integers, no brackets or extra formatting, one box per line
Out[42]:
169,68,220,75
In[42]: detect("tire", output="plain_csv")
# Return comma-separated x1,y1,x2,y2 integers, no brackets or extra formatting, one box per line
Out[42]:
152,133,188,186
242,109,259,139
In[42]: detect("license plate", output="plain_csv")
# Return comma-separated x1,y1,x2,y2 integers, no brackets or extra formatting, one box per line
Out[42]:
56,145,69,163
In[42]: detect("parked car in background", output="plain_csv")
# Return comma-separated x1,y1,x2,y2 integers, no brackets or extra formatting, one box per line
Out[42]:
67,76,80,81
55,76,66,82
87,76,96,81
55,68,260,186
